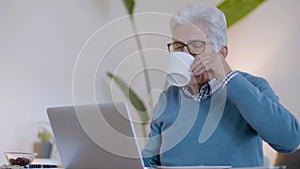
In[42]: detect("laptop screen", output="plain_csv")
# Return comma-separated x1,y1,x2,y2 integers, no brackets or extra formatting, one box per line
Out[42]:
47,103,145,169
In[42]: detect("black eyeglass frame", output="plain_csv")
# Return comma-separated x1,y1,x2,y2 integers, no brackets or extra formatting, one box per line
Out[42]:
167,40,207,55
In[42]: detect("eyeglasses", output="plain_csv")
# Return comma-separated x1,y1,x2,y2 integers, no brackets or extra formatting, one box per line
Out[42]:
167,40,206,55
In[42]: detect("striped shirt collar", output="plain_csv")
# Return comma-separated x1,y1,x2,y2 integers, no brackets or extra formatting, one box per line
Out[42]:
180,78,222,102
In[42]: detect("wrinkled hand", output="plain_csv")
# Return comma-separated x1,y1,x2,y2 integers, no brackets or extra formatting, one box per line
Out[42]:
190,43,232,83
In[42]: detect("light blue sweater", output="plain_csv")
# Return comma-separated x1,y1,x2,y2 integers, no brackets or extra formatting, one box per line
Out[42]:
142,71,300,167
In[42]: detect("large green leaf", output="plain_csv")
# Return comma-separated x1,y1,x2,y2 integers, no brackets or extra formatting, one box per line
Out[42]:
218,0,266,28
107,72,149,124
122,0,135,16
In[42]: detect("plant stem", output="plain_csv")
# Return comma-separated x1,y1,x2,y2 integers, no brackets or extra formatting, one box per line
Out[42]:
142,124,147,139
130,17,153,110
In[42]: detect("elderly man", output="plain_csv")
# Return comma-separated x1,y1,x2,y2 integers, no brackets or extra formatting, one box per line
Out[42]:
142,4,300,168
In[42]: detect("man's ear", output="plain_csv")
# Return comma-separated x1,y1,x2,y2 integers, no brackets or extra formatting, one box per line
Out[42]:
219,46,228,58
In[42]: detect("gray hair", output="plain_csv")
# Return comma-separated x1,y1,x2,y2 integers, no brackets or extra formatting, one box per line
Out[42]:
170,4,227,52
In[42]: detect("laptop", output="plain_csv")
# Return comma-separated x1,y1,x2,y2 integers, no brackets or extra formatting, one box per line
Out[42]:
47,102,146,169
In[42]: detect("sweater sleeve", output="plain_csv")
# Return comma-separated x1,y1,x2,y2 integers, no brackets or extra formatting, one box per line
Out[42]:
225,73,300,153
142,121,162,167
142,92,167,167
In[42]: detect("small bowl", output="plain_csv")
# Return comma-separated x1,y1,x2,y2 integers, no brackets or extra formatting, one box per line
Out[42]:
4,152,37,166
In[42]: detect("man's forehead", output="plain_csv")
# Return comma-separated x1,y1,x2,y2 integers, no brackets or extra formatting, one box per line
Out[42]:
172,24,208,42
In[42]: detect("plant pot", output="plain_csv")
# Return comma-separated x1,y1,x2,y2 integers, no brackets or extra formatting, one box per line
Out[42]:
33,142,52,158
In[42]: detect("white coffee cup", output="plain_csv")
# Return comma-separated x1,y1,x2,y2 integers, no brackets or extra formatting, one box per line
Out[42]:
166,51,195,86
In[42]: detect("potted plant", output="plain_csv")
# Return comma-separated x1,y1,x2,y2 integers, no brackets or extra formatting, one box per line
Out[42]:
33,128,52,158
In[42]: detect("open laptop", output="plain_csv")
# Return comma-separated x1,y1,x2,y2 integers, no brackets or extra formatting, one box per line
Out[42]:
47,102,146,169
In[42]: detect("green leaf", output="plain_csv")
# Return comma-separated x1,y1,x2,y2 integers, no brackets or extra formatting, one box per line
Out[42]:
217,0,266,28
122,0,135,16
38,129,51,142
107,72,149,124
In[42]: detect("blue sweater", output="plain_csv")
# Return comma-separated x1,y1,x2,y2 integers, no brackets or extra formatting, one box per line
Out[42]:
142,71,300,167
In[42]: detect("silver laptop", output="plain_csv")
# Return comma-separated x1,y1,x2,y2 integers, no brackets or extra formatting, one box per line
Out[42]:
47,102,145,169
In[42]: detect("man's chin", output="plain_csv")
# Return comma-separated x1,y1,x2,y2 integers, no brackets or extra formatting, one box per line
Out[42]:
188,74,210,87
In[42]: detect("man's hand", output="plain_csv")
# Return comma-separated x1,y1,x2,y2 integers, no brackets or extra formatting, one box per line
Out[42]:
190,42,232,83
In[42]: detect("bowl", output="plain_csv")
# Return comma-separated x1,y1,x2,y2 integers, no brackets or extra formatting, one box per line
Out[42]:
4,152,37,166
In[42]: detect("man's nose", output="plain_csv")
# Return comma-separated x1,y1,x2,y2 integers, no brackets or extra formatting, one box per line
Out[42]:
182,46,190,54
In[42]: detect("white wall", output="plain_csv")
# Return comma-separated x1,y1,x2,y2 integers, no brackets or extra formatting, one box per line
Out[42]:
0,0,109,164
0,0,299,165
